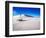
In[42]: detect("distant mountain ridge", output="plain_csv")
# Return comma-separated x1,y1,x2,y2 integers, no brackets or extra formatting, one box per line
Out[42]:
14,14,34,17
24,14,33,17
13,14,40,22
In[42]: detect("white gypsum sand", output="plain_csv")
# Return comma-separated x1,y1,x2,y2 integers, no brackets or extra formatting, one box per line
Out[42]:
13,14,40,31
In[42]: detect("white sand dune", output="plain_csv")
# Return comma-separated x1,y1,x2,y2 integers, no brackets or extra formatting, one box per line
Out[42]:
13,14,40,31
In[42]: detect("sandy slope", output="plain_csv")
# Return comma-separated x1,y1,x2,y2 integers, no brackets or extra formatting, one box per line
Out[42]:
13,15,40,31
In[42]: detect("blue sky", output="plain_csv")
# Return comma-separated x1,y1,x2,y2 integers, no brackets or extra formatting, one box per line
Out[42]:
13,7,40,17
